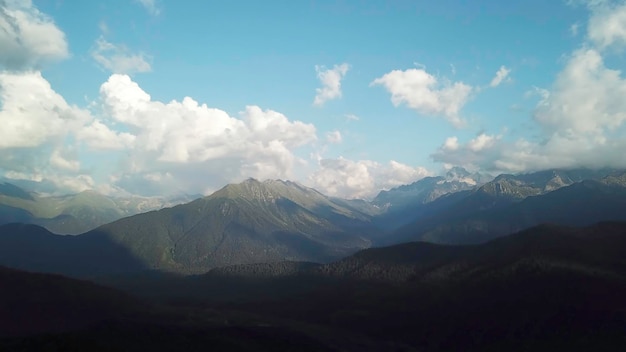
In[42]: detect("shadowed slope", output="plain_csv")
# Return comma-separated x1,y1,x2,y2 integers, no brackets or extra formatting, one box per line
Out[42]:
0,223,146,277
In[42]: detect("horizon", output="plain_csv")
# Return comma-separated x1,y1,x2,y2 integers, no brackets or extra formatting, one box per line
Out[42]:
2,0,626,199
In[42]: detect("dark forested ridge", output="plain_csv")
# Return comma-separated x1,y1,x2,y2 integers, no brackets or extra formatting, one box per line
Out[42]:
3,222,626,351
98,222,626,351
0,223,146,277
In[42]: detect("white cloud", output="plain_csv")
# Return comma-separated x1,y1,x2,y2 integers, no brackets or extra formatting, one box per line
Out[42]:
313,63,349,106
50,149,80,172
79,120,136,150
467,133,498,152
0,71,140,194
442,136,459,151
432,2,626,174
534,48,626,136
135,0,161,16
326,130,342,144
99,74,318,195
0,71,88,148
0,72,319,197
91,36,152,74
371,68,473,127
0,0,68,70
309,157,431,199
489,66,511,87
586,0,626,50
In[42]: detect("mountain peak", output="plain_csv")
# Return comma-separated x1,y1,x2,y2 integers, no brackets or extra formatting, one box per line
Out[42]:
211,178,318,205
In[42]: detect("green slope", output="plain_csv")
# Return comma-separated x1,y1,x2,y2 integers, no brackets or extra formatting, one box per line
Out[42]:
86,179,378,274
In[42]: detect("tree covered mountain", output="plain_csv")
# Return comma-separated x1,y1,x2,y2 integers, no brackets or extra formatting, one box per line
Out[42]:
85,179,378,274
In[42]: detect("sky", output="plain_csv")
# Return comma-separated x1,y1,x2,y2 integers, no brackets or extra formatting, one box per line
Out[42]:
1,0,626,199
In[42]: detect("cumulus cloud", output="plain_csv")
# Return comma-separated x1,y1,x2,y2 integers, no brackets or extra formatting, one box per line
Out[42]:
432,1,626,174
371,68,473,127
0,0,68,70
489,66,511,87
0,71,89,148
91,37,152,74
135,0,161,16
0,71,139,194
98,74,317,195
433,45,626,173
586,0,626,50
534,48,626,136
0,67,319,197
313,63,349,106
309,157,431,199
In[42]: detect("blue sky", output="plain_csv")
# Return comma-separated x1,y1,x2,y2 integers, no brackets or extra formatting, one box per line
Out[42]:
1,0,625,198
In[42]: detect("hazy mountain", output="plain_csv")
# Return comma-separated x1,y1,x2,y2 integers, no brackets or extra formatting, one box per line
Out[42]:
478,168,611,200
75,179,378,274
371,167,490,231
373,167,488,209
387,170,626,245
0,182,192,234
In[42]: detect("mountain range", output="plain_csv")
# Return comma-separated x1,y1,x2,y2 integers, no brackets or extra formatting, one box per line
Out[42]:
3,166,626,350
387,169,626,245
1,167,626,278
0,182,193,234
0,179,379,276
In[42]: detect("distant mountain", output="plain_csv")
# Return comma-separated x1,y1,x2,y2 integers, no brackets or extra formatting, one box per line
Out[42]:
371,167,490,230
86,179,378,273
373,167,488,209
386,170,626,245
0,182,192,234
